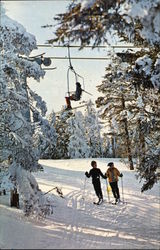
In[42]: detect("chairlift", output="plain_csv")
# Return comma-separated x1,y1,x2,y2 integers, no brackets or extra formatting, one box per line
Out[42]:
43,57,52,66
65,45,92,110
29,53,52,67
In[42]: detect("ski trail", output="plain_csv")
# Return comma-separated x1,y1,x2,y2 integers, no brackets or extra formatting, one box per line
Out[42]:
67,190,98,249
55,190,85,248
30,160,160,249
1,159,159,249
55,189,108,249
60,189,125,249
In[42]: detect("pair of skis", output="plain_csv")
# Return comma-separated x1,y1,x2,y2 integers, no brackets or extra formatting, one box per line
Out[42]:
110,200,127,205
93,199,127,206
93,200,104,205
82,176,126,205
105,179,125,204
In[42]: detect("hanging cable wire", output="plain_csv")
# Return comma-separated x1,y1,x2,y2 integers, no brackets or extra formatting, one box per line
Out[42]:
67,45,85,90
67,45,77,95
66,44,85,95
37,44,137,49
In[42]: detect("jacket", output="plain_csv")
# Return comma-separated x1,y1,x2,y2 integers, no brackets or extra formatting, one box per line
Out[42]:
106,167,120,183
75,85,82,100
86,168,106,183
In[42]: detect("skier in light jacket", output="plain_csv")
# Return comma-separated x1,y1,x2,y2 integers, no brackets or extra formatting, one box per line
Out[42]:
105,162,123,203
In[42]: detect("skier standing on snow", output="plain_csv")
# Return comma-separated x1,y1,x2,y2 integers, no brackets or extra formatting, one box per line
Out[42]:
105,162,123,203
85,160,106,205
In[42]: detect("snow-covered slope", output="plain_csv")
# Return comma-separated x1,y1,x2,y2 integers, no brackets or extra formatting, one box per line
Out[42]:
0,158,159,249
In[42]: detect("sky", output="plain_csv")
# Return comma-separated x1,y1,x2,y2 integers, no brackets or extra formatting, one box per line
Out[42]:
2,0,123,114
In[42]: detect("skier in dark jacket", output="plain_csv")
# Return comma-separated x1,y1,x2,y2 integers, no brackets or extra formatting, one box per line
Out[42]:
85,160,106,204
65,82,82,109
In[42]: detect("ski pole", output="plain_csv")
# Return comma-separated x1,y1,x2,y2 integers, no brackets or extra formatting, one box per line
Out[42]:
82,89,93,96
121,176,125,203
106,179,111,203
82,176,87,200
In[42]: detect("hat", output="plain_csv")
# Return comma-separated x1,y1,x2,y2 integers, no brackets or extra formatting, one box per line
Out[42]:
108,162,113,167
76,82,81,87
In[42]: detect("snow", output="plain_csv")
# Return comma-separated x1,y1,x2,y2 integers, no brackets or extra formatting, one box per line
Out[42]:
0,158,159,249
135,55,152,76
136,96,144,109
81,0,97,10
121,0,160,45
1,3,37,55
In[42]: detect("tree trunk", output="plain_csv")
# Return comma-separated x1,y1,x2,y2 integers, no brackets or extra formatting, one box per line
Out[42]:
10,189,19,208
109,120,116,158
123,118,134,170
111,136,116,158
121,95,134,170
138,119,146,166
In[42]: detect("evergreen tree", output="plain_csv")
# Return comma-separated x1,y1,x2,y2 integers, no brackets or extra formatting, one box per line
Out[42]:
0,4,53,216
55,109,73,159
101,132,113,158
33,109,57,159
96,55,135,169
129,87,160,191
84,101,103,157
67,111,90,158
116,52,160,190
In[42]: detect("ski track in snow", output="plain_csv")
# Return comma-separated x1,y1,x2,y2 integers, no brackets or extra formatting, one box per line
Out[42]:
0,158,159,249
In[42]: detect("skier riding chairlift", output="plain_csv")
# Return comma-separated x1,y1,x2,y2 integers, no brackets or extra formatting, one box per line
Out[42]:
65,82,82,109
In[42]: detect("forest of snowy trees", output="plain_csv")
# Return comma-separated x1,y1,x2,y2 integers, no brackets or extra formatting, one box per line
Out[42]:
0,0,160,216
47,0,160,191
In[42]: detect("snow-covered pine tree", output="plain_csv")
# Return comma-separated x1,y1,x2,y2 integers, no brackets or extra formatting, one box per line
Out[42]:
26,86,57,160
96,70,119,159
0,4,53,216
101,132,113,158
117,51,160,190
55,109,73,159
39,110,57,159
49,0,160,191
32,108,57,160
51,0,160,50
67,111,90,158
96,55,135,169
84,100,103,158
127,86,160,191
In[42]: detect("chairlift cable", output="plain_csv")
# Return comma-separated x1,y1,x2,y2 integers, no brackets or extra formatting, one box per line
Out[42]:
67,44,85,90
67,45,73,70
45,56,111,60
67,45,77,95
67,44,78,95
67,67,70,95
37,44,137,49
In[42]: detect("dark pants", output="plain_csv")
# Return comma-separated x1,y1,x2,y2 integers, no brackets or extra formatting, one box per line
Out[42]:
93,180,103,200
110,181,120,199
65,95,79,108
